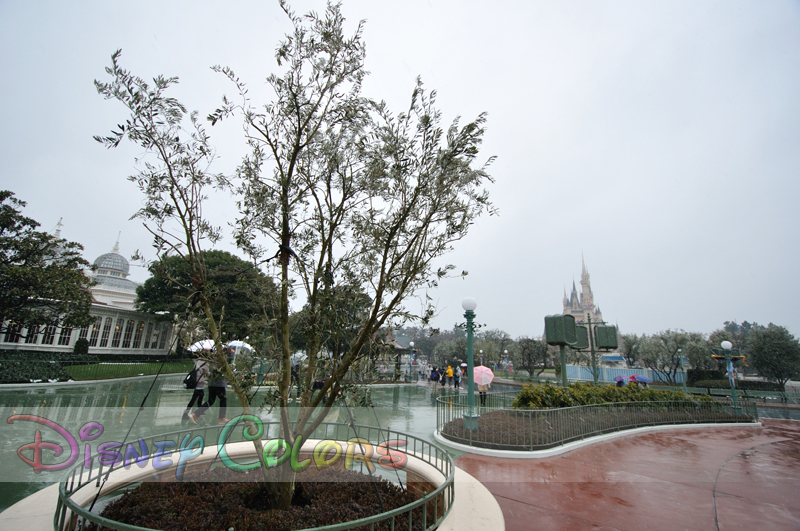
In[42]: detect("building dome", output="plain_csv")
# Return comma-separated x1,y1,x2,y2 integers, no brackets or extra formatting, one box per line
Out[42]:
94,252,130,276
89,241,140,309
93,241,130,278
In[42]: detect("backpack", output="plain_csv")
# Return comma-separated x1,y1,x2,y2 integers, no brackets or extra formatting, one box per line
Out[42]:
183,362,207,389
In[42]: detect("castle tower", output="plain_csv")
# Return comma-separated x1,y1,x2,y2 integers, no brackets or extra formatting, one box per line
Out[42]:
563,258,603,324
579,255,594,310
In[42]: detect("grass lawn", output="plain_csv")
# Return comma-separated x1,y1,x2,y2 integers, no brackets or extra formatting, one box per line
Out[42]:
64,360,193,380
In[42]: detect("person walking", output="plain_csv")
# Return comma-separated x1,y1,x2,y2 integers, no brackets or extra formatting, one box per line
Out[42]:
190,353,231,425
446,366,454,388
454,366,462,390
182,358,209,421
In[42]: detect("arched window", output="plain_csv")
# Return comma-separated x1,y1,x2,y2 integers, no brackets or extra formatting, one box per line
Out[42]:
121,320,135,348
25,324,40,344
132,321,145,349
3,322,21,343
42,325,57,345
100,318,113,347
58,326,74,346
144,322,154,348
89,317,102,347
111,318,125,348
158,323,171,350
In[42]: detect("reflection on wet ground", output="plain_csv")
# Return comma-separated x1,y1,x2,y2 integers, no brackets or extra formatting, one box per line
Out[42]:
456,419,800,531
0,376,464,511
3,376,799,530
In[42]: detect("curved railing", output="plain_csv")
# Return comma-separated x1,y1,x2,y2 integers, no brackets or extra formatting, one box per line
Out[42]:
437,393,758,451
55,421,454,531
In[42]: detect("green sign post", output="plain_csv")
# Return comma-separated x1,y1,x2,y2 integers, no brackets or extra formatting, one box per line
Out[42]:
545,314,577,387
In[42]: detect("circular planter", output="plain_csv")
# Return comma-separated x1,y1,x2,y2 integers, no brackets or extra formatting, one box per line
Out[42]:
56,423,455,531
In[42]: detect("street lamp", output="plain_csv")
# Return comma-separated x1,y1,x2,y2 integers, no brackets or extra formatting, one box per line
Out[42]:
409,341,415,381
479,349,483,366
463,297,479,430
678,348,686,393
721,341,740,410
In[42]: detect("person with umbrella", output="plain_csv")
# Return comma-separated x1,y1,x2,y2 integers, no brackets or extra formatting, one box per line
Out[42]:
182,356,209,421
473,365,494,406
190,347,233,425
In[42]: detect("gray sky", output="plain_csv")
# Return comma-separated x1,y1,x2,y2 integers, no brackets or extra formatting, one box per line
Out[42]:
2,1,799,339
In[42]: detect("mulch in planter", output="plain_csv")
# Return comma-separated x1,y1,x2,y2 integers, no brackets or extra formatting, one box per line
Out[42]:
90,465,423,531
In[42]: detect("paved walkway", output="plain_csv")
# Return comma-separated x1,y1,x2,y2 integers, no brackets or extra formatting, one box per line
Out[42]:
455,419,800,530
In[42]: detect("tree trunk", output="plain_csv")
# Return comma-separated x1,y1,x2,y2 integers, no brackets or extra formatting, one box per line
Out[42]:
199,299,283,501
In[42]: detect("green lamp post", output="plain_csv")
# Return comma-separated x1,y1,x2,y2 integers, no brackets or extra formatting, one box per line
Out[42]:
463,297,479,430
678,348,687,393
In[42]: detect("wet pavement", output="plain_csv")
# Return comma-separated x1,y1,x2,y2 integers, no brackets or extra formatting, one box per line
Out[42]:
455,419,800,531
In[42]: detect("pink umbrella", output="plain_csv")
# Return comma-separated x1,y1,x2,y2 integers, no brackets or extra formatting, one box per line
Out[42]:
473,365,494,386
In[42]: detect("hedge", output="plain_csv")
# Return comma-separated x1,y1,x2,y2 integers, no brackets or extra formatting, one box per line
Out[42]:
511,382,714,409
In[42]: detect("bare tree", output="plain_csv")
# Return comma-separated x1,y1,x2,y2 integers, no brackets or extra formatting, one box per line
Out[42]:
208,2,495,508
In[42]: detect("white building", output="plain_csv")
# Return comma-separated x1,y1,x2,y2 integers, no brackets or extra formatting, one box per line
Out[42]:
2,241,172,355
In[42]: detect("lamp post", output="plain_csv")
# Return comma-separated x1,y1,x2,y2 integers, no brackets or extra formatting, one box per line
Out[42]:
409,341,415,381
721,341,739,410
678,348,687,393
463,297,479,430
479,350,483,366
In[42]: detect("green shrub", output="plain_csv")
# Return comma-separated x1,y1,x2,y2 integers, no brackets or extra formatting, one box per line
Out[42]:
688,368,724,385
511,382,713,409
73,338,89,355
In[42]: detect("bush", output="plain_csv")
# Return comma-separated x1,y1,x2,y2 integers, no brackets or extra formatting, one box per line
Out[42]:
511,382,713,409
73,338,89,355
687,368,724,385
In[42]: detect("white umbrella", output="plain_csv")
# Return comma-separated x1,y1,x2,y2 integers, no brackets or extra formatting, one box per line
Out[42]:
226,340,254,354
290,352,308,366
188,339,215,352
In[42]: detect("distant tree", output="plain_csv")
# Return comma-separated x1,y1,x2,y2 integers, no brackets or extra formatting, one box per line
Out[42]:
0,191,94,337
639,330,704,383
395,325,438,360
136,250,277,340
290,285,372,362
433,338,467,368
683,334,715,370
618,333,641,366
516,336,549,376
720,320,765,360
747,325,800,388
478,329,512,365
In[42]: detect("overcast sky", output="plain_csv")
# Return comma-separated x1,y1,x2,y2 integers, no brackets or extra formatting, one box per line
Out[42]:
2,1,799,339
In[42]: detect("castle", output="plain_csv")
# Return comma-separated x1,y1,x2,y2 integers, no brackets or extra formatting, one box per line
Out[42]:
562,257,604,325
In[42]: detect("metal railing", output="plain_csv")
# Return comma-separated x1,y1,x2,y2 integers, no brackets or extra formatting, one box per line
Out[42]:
55,420,455,531
437,394,758,451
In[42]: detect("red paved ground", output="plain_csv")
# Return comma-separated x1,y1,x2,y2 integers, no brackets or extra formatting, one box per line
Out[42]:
455,419,800,531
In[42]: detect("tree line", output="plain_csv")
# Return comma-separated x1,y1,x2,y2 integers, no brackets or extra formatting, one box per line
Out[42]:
395,320,800,388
